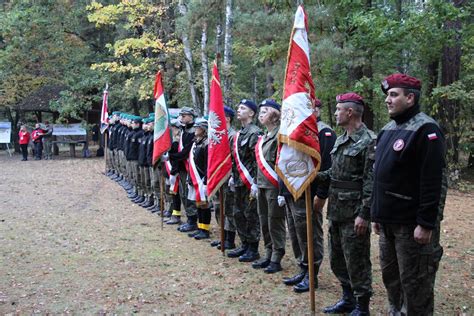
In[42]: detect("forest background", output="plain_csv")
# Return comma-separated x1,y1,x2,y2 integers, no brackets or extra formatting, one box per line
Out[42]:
0,0,472,183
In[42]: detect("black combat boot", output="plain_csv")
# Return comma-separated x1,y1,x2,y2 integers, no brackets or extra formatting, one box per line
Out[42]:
293,272,318,293
349,295,370,316
138,196,149,206
264,262,283,274
227,242,248,258
252,258,271,269
194,230,210,240
217,231,236,250
142,197,154,208
178,216,198,232
283,265,307,286
238,242,260,262
323,286,356,314
166,215,181,225
210,240,220,247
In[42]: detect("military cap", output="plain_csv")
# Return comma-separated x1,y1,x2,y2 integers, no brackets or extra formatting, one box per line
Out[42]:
179,107,196,117
131,116,142,123
170,118,181,128
259,99,281,112
194,117,208,129
112,111,122,116
381,73,422,94
336,92,365,106
224,105,235,118
239,99,257,113
314,98,322,108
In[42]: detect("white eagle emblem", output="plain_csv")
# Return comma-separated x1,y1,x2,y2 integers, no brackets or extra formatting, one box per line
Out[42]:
208,111,226,146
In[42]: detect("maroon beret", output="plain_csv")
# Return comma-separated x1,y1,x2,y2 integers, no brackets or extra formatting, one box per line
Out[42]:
314,98,322,108
336,92,364,105
381,73,422,94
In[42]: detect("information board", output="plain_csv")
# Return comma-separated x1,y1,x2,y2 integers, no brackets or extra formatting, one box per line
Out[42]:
0,122,12,143
52,123,87,136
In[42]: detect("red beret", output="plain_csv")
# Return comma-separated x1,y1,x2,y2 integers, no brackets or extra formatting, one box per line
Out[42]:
381,73,421,94
314,98,322,108
336,92,364,105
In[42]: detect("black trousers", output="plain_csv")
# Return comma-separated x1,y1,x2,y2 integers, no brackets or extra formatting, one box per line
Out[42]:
20,144,28,160
34,142,43,159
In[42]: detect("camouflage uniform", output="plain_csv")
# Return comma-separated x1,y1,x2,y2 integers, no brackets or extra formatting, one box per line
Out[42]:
256,127,286,263
372,109,446,316
232,123,262,248
318,123,376,300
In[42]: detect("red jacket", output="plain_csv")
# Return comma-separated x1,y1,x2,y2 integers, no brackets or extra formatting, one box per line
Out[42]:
31,128,45,143
18,130,30,145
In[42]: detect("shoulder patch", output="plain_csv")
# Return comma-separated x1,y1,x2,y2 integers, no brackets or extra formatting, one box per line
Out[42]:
428,133,438,140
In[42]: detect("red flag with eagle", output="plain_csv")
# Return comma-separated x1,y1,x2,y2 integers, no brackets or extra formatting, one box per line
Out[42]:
152,70,172,166
276,5,321,200
207,61,232,198
100,85,109,134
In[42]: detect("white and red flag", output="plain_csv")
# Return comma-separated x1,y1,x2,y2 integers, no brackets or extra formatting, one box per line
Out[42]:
100,84,109,134
276,5,321,200
152,70,172,166
207,61,232,198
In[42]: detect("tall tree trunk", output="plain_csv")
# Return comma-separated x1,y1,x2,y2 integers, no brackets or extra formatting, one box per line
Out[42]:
179,0,201,112
201,22,210,115
215,22,223,62
223,0,233,106
438,0,464,164
425,59,439,117
253,70,258,102
263,3,275,98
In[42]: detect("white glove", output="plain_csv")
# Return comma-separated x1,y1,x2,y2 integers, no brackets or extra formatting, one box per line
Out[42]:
250,183,258,198
228,176,235,192
162,152,169,161
277,195,286,207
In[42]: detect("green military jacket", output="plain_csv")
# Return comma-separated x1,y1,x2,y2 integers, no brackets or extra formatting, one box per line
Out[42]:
256,126,279,189
232,122,262,188
318,124,376,221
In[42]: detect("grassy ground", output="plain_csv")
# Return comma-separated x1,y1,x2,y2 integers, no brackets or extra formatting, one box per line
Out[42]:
0,152,472,314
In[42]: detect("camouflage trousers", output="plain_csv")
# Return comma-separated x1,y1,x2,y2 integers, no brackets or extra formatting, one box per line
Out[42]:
233,186,260,244
139,165,151,196
213,186,236,232
329,220,372,298
379,223,443,316
129,161,141,193
43,139,53,159
118,150,125,176
258,187,286,263
106,148,114,171
286,194,324,273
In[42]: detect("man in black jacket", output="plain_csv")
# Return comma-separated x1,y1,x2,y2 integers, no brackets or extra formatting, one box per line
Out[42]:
371,74,447,316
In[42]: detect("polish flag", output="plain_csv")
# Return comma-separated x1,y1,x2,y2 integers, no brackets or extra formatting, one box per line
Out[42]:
276,5,321,200
100,85,109,134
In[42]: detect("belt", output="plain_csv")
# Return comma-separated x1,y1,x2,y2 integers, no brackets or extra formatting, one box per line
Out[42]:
331,179,362,190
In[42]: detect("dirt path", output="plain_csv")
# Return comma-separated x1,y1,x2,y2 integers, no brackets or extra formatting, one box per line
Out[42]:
0,153,472,314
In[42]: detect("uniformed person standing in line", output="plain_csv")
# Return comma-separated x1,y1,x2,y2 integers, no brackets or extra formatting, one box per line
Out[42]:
316,93,375,315
186,118,211,240
126,116,145,204
371,74,447,316
107,112,121,179
280,98,337,292
227,99,262,263
138,117,154,208
251,99,286,273
210,106,237,250
116,114,130,185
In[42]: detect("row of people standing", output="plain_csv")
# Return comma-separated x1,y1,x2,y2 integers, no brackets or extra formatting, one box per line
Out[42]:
104,73,447,316
18,122,53,161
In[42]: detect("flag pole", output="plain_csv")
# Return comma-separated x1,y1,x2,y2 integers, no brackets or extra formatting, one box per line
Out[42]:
305,186,316,313
159,169,165,230
219,187,225,256
104,132,108,174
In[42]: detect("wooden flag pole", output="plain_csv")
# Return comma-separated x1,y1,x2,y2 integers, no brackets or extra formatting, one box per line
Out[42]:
159,170,165,230
219,187,225,256
104,132,108,174
305,186,316,314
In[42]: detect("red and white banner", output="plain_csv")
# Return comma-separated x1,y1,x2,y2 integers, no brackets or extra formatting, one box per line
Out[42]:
276,5,321,200
100,85,109,134
152,71,172,166
188,143,207,206
255,136,278,188
233,131,254,190
164,161,179,194
207,62,232,198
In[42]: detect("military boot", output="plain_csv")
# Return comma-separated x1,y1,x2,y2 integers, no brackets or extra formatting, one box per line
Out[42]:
142,197,154,208
178,216,198,232
252,258,271,269
217,231,236,250
349,295,371,316
194,230,210,240
264,262,283,274
293,271,318,293
227,242,248,258
283,265,308,286
166,215,181,225
138,196,149,206
323,286,356,314
239,242,260,262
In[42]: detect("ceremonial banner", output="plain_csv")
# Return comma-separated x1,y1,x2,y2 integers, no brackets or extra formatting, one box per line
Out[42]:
207,62,232,198
255,136,278,188
100,86,109,134
152,71,172,166
276,5,321,200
